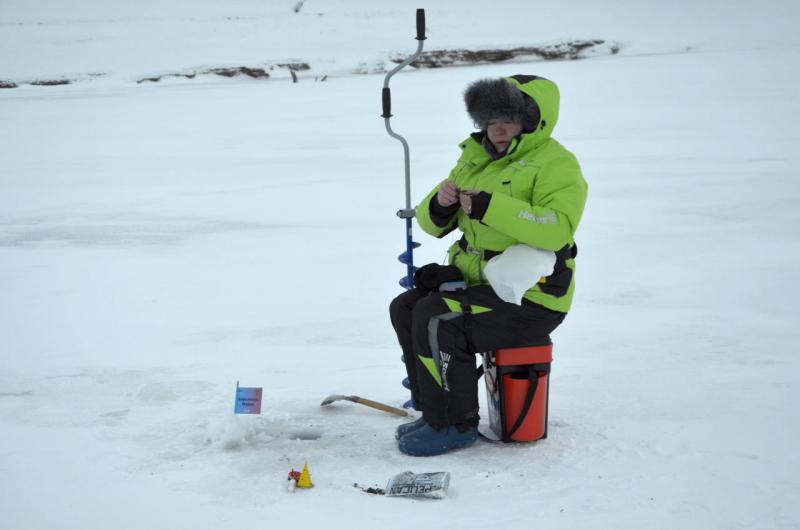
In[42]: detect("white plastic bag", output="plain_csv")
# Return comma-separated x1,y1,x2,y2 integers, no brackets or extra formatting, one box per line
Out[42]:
484,244,556,305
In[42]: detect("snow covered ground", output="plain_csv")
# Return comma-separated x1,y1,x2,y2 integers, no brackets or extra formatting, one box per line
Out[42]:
1,1,799,528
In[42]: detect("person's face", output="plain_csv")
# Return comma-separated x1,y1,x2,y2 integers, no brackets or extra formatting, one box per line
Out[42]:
487,119,523,153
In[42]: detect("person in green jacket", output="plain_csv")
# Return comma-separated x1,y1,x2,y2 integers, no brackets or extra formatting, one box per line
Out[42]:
389,75,587,456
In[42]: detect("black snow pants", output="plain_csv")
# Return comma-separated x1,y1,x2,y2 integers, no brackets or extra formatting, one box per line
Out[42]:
389,284,565,430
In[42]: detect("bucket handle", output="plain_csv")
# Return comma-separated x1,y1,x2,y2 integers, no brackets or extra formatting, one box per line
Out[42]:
505,368,539,440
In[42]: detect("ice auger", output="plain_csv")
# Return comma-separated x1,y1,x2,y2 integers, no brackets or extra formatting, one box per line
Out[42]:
382,9,426,289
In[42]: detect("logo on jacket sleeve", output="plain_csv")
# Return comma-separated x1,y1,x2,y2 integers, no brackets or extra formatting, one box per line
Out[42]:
518,210,557,224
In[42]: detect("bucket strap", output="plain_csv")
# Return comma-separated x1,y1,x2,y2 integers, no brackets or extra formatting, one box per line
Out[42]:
458,295,476,356
506,367,539,440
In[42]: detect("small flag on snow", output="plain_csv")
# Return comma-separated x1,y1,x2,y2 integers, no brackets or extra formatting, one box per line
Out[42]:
234,381,263,414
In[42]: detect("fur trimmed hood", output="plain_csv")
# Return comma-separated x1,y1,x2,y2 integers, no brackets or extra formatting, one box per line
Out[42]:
464,78,540,131
463,75,560,143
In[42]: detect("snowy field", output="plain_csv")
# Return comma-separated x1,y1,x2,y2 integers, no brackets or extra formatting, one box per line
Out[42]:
1,1,799,529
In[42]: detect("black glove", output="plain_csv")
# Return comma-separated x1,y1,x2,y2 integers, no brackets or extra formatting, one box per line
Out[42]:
413,263,464,293
467,191,492,220
429,195,460,227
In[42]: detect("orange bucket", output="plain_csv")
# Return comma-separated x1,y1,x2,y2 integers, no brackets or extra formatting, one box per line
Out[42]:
483,343,552,442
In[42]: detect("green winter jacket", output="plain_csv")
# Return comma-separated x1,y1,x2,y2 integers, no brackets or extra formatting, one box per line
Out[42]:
416,76,588,313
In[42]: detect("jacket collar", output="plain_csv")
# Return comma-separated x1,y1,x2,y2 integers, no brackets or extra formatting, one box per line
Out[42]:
461,131,528,162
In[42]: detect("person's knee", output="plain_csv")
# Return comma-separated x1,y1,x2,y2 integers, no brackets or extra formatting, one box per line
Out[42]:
391,288,431,329
389,294,404,319
435,316,469,352
390,290,416,322
410,293,447,325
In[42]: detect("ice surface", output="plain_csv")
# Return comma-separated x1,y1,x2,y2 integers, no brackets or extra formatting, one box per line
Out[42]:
1,1,799,529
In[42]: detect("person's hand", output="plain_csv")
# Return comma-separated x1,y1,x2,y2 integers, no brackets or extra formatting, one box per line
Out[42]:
436,180,459,207
459,189,479,216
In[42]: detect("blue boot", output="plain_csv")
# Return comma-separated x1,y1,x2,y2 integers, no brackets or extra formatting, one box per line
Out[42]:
401,378,415,409
395,416,426,440
398,423,478,457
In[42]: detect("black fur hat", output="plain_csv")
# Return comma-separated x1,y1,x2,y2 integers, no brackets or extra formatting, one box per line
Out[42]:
464,78,540,132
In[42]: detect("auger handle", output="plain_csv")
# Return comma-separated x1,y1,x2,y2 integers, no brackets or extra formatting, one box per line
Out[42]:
384,9,424,119
416,9,426,41
382,87,392,118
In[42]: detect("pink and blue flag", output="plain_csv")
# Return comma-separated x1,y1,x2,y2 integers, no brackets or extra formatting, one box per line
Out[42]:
234,381,263,414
